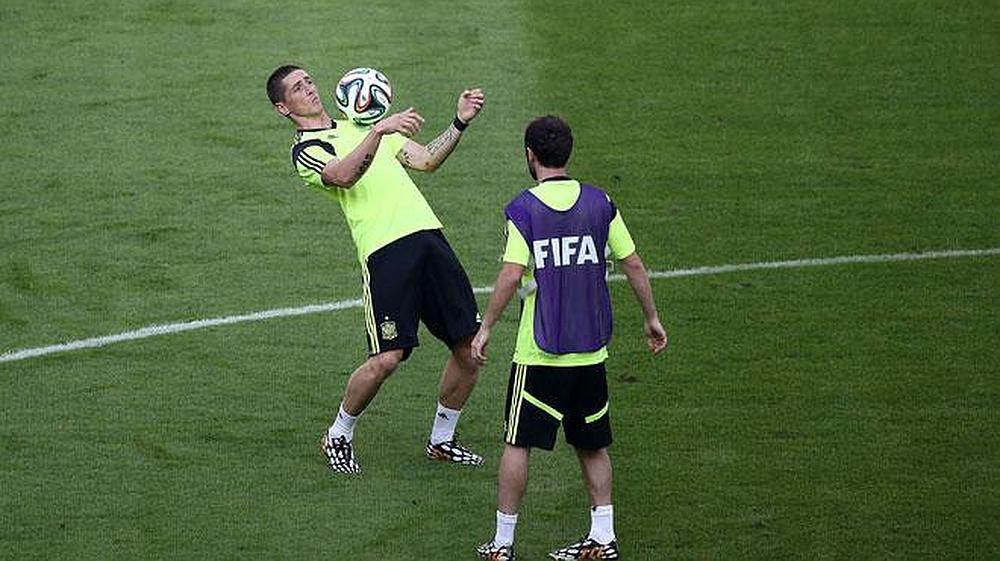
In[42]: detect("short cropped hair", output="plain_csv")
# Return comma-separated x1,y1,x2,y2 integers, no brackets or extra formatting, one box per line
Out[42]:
266,65,302,104
524,115,573,168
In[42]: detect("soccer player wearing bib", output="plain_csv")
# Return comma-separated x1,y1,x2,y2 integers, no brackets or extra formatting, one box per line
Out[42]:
472,116,667,560
266,65,486,474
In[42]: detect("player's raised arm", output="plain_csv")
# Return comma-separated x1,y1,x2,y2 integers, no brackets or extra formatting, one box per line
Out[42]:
397,88,485,172
321,108,424,188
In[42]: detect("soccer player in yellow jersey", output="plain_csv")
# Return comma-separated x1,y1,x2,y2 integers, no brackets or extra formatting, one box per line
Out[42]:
472,116,667,560
266,65,485,474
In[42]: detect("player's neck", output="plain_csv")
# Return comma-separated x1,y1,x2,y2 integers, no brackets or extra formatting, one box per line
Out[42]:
534,167,569,183
294,111,334,131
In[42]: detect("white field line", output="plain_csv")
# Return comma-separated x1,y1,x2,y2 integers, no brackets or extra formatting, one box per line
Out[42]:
2,248,998,365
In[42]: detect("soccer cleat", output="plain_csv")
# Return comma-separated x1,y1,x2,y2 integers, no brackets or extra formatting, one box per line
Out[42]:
320,433,361,474
548,537,620,560
425,439,484,465
476,540,516,561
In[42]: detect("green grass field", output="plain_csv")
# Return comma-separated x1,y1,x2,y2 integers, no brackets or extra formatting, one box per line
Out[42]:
2,1,998,559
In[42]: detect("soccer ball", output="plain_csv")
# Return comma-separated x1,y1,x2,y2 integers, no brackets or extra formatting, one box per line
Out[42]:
333,67,392,126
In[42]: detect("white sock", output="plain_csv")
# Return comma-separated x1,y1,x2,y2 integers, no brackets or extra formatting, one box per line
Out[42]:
588,504,615,544
430,402,462,445
328,404,359,442
493,510,518,546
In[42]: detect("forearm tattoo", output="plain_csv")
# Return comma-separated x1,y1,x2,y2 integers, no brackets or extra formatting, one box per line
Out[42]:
354,153,374,179
425,124,462,164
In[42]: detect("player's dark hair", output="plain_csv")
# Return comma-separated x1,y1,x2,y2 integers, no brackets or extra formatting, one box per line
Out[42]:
524,115,573,168
266,64,302,104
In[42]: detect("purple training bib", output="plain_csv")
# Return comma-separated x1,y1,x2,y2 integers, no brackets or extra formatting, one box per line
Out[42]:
505,183,615,354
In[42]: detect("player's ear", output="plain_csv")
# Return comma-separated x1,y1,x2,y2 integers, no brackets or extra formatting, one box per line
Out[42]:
273,102,291,118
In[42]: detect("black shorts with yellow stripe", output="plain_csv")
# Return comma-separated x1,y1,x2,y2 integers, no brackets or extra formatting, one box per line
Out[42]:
361,229,480,359
504,362,612,451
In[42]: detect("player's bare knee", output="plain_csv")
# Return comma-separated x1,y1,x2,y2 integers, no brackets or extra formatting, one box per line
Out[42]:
452,338,478,372
575,446,610,461
370,349,404,380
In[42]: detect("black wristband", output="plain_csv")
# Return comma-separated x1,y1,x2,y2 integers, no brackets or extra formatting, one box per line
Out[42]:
452,115,469,131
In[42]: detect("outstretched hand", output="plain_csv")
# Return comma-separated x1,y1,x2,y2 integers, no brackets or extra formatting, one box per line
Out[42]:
456,88,485,124
374,107,425,137
646,318,668,354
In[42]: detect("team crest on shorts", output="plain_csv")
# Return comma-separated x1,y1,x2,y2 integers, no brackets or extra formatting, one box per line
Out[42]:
380,319,398,340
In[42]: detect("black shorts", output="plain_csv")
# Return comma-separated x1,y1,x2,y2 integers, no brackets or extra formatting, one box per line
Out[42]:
361,229,480,358
503,362,612,451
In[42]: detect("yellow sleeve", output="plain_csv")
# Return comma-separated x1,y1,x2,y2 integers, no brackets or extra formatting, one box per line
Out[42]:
608,210,636,259
384,132,408,156
293,143,336,189
502,220,530,266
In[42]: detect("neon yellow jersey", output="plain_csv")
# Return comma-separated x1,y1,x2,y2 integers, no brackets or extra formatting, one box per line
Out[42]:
291,120,443,261
502,179,636,366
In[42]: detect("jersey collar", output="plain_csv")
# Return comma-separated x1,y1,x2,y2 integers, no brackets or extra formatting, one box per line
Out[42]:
539,175,572,183
297,120,338,133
